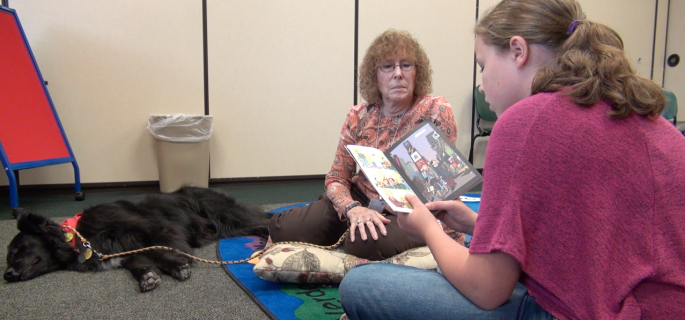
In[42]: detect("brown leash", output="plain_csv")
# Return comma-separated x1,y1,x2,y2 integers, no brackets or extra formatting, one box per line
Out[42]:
62,225,350,265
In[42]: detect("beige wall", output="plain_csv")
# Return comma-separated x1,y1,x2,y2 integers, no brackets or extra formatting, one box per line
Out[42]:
207,0,354,178
0,0,669,187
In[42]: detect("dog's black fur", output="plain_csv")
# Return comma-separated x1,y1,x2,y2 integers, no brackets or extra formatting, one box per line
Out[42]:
4,186,271,292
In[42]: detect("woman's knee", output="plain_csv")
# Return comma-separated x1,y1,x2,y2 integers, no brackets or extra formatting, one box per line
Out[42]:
344,221,422,260
268,199,347,245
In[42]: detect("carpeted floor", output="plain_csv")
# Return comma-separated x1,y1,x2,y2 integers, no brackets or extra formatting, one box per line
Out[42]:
0,216,277,319
0,179,481,319
0,180,324,319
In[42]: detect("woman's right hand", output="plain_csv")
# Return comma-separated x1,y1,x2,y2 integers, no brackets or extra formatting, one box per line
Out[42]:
347,206,391,242
426,199,478,235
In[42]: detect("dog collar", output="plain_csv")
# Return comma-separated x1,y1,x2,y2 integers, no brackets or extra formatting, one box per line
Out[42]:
60,213,83,247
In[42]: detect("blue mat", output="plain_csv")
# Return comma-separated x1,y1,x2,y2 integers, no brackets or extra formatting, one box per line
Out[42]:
218,196,480,319
219,202,345,320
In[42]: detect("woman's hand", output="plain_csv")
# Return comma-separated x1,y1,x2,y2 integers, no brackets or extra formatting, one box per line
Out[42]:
347,206,391,242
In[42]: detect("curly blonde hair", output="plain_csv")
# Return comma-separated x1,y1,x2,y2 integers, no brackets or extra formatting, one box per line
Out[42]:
475,0,664,119
358,29,433,105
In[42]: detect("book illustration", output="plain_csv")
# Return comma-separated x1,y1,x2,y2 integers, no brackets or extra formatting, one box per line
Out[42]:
348,147,393,170
346,121,482,213
388,125,479,203
348,146,415,211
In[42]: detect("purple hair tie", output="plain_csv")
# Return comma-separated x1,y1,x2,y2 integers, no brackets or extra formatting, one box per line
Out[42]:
568,20,581,35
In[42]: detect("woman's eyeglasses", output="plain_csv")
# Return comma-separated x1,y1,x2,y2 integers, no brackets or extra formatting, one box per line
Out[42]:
378,61,415,73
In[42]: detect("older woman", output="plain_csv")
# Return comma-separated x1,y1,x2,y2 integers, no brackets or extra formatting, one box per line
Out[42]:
269,29,458,260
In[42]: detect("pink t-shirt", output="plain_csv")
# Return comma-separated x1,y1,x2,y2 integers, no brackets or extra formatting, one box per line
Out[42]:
470,92,685,319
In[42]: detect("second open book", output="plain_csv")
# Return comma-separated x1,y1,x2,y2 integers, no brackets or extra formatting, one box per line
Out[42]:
346,120,482,213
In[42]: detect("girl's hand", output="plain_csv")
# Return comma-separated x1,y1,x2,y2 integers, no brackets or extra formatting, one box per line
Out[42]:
396,195,444,244
426,198,478,235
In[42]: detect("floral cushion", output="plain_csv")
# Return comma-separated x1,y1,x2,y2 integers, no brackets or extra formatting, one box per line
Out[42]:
252,242,434,284
253,229,464,284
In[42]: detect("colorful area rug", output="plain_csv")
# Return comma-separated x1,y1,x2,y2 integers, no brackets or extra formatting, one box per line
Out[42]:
218,197,481,319
218,202,343,320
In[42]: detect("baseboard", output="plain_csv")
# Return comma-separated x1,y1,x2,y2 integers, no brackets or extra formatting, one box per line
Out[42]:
209,175,326,187
0,174,326,196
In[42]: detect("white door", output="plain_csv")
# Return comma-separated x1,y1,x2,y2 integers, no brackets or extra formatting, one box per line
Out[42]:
663,0,684,121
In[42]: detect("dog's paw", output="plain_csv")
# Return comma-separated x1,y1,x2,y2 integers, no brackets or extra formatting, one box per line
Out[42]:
140,271,161,292
171,263,191,281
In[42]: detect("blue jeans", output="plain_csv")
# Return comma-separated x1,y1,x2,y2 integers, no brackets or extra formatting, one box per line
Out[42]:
340,263,554,320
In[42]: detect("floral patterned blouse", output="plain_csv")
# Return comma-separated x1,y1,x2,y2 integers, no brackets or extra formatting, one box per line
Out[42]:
325,96,458,220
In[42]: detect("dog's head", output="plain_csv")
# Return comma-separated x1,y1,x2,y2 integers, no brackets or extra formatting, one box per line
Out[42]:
4,208,77,282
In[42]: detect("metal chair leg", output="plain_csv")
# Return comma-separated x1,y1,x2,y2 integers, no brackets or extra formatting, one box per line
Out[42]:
6,169,19,208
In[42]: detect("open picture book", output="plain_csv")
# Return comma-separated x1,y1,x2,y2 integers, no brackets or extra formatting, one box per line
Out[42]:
346,120,483,213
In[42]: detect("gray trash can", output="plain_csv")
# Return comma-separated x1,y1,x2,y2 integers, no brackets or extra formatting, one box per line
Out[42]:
147,114,213,193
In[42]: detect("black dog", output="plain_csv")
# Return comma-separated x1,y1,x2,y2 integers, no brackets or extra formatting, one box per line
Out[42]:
4,186,271,292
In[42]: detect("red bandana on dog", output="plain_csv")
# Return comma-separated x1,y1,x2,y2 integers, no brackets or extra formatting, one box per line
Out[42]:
60,213,83,247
